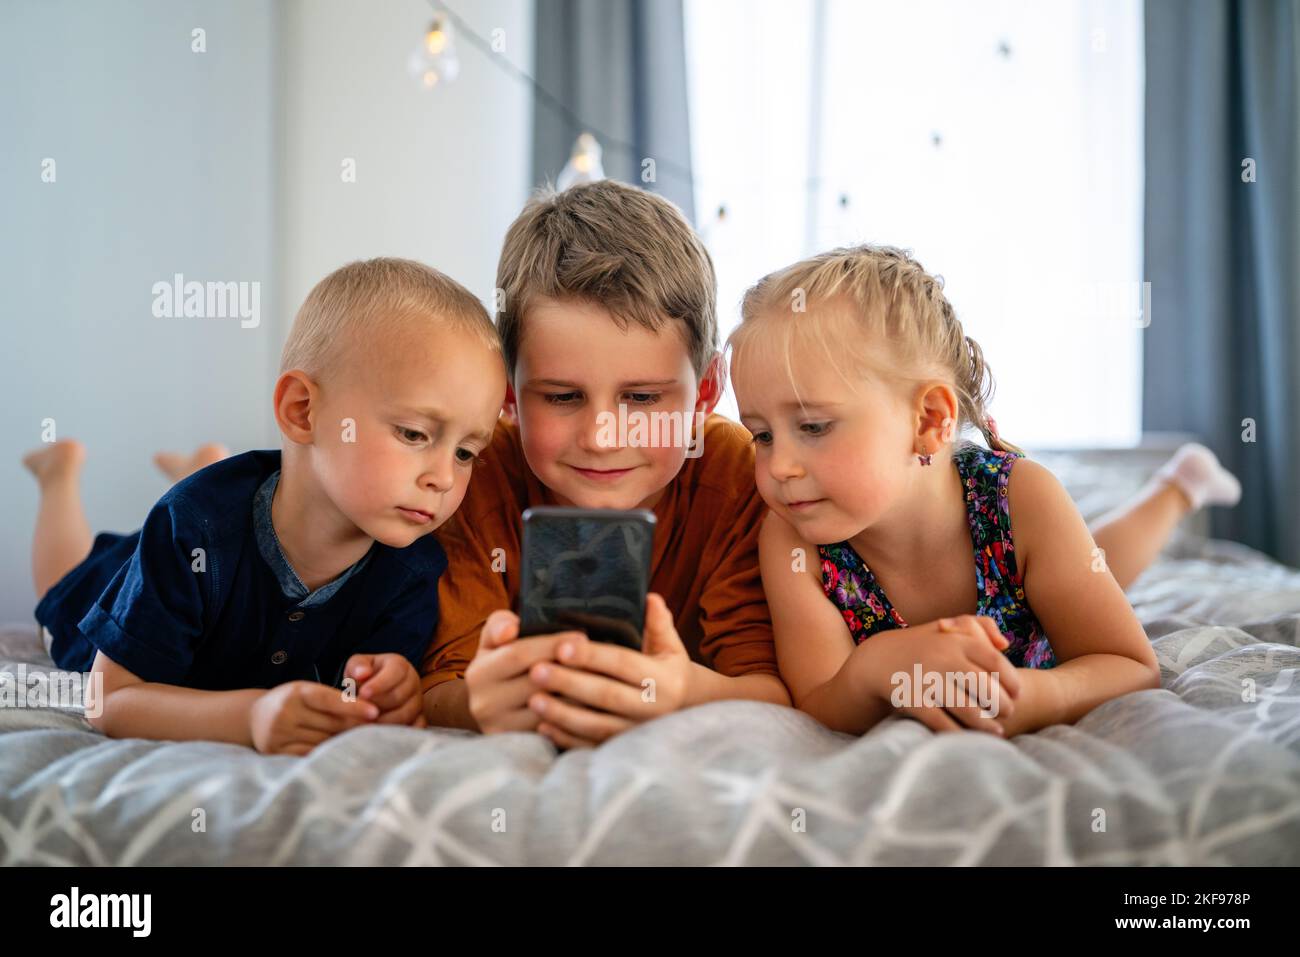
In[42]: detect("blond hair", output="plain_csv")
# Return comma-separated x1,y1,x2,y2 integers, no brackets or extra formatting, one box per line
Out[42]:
729,244,1022,455
280,257,500,383
495,180,718,379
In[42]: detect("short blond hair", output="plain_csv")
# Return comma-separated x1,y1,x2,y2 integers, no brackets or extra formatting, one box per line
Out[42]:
280,257,500,383
729,244,1022,455
495,180,718,379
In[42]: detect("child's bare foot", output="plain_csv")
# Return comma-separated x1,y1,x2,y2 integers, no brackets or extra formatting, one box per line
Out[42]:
22,439,86,488
1155,443,1242,511
153,443,229,484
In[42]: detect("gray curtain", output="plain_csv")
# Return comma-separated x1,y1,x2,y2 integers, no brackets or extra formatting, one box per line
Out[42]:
1143,0,1300,566
531,0,696,221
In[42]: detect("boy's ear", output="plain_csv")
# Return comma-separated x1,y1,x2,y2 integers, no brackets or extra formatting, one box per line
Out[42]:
273,370,318,445
914,382,959,449
501,380,518,424
694,353,725,416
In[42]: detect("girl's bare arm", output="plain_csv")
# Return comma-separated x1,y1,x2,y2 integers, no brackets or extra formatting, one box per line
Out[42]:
1000,459,1162,737
758,511,893,733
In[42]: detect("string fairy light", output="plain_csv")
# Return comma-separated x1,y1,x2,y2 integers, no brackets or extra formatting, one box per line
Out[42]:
411,0,901,235
407,12,460,89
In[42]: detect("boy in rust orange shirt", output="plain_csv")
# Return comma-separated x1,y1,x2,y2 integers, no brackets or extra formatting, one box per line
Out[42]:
422,181,791,745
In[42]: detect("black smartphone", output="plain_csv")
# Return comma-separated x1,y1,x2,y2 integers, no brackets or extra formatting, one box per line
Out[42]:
517,506,656,650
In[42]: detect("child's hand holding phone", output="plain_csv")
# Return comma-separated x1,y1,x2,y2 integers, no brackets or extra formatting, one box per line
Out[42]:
464,613,586,734
525,592,692,749
464,595,693,747
466,506,696,747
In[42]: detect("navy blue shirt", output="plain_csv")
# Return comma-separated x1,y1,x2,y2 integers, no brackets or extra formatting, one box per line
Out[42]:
35,450,447,690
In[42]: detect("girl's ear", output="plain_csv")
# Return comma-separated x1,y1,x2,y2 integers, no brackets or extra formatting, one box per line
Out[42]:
915,382,960,448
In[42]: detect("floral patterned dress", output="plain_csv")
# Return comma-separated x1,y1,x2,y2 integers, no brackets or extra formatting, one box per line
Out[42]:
817,444,1056,669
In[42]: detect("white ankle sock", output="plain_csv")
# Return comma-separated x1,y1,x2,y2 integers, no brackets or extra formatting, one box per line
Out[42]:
1155,443,1242,510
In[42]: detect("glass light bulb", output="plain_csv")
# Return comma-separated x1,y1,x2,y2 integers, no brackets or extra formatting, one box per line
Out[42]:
409,15,459,89
558,133,605,190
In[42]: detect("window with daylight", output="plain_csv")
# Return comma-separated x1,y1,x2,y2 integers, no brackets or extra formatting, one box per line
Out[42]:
685,0,1145,448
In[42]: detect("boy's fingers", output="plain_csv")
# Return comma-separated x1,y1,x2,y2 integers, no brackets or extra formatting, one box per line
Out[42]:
528,690,633,741
281,721,334,747
478,632,583,683
372,694,423,725
300,683,379,721
491,673,550,711
345,653,376,682
359,659,406,700
538,722,599,751
555,638,646,685
640,593,685,657
469,675,548,731
487,706,544,733
479,610,521,651
368,674,422,711
295,707,368,735
529,662,645,718
368,688,410,713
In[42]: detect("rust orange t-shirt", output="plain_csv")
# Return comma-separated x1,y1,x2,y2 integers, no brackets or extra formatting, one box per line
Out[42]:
421,413,778,692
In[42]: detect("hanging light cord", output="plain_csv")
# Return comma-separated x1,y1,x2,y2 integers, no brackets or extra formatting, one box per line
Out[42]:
428,0,710,189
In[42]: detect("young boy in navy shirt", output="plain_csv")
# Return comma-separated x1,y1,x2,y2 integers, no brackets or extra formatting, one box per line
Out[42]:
23,258,506,755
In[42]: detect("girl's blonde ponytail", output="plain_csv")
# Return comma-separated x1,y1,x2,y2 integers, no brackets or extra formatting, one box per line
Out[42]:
958,334,1025,456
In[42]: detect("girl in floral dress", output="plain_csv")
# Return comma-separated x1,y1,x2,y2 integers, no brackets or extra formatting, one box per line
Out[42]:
729,244,1240,737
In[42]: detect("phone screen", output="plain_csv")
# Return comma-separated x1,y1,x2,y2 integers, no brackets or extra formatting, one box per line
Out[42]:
518,507,656,650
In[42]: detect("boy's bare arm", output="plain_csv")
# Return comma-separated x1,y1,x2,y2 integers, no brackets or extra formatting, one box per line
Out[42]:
419,616,487,731
88,651,377,748
89,650,266,745
684,661,790,707
422,677,479,731
94,683,267,745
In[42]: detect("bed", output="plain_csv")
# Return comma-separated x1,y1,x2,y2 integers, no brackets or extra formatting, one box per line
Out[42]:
2,446,1298,865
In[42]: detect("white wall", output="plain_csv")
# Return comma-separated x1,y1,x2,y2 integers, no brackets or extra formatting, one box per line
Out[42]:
0,0,279,623
0,0,534,623
275,0,535,330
